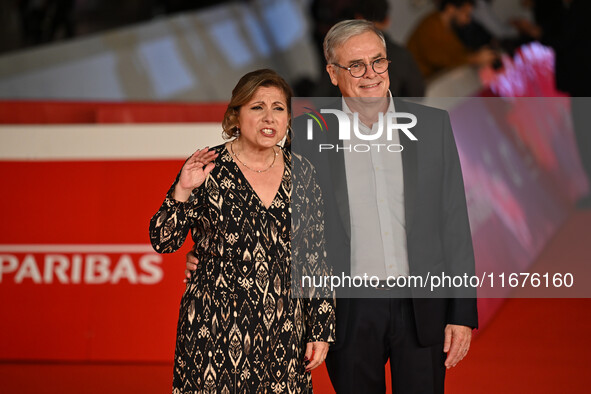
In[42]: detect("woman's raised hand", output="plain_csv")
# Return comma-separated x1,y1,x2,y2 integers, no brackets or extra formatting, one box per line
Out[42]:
173,148,219,202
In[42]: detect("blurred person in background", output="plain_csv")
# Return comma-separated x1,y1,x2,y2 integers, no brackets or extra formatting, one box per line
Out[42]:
47,0,76,41
18,0,76,45
458,0,540,52
533,0,591,208
407,0,497,80
309,0,356,72
150,69,335,392
354,0,425,97
292,0,356,96
18,0,47,45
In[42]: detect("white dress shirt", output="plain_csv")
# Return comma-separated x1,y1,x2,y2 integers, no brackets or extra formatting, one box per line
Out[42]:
342,93,410,280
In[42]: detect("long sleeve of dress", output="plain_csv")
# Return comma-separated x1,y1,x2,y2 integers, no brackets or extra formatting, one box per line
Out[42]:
292,158,336,344
149,170,205,254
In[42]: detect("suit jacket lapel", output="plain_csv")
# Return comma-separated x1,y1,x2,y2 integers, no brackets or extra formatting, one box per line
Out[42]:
395,99,418,234
326,120,352,240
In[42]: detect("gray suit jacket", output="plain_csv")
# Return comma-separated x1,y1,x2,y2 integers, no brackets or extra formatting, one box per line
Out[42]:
291,98,477,349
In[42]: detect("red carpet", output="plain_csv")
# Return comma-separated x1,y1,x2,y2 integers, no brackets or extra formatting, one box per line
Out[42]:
446,210,591,394
2,212,590,393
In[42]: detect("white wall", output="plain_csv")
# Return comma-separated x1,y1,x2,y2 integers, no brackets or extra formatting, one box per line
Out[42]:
0,0,319,101
0,124,222,160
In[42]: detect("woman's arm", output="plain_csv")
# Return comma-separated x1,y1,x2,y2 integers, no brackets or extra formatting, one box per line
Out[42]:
294,158,336,337
298,162,335,370
149,148,218,253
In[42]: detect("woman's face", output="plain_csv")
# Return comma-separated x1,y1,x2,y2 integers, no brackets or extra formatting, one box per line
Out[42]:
237,86,289,151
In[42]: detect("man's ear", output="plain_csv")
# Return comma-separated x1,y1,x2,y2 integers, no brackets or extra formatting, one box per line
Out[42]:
327,64,338,86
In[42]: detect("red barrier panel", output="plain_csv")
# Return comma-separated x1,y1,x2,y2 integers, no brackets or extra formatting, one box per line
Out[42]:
0,102,228,124
0,160,190,361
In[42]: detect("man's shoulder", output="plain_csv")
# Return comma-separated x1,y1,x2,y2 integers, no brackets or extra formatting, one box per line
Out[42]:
395,99,447,118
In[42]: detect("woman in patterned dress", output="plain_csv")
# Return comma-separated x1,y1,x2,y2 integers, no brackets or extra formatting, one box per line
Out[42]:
149,69,335,393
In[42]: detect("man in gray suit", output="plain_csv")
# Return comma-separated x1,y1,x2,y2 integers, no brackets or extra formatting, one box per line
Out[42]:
291,20,477,393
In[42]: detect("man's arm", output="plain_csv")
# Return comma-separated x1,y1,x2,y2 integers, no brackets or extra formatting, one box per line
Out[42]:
440,111,478,368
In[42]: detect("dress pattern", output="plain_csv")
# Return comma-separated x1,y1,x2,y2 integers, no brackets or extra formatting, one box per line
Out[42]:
149,144,335,393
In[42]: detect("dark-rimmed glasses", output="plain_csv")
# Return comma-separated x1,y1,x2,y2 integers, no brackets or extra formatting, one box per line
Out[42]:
332,58,391,78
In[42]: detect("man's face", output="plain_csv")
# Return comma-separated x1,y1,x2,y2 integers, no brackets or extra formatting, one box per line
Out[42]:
451,4,474,27
327,31,389,98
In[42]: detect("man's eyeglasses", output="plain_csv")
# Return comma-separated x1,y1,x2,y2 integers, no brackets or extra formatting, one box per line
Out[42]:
332,58,391,78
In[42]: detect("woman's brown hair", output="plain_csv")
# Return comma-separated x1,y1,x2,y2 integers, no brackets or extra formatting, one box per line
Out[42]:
222,69,293,140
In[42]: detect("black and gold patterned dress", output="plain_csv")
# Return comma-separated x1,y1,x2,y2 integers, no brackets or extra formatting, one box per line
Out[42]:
149,144,335,393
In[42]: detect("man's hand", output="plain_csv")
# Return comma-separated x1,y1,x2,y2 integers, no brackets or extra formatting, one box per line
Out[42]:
443,324,472,369
469,48,497,67
184,251,199,283
304,341,329,371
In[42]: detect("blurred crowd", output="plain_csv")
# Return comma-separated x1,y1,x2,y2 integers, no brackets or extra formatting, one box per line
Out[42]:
0,0,226,52
0,0,588,98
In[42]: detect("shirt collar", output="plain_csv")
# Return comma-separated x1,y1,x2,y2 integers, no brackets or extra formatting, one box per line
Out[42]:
341,89,395,115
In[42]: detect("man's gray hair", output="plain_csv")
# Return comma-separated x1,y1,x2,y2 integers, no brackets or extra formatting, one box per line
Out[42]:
323,19,387,64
